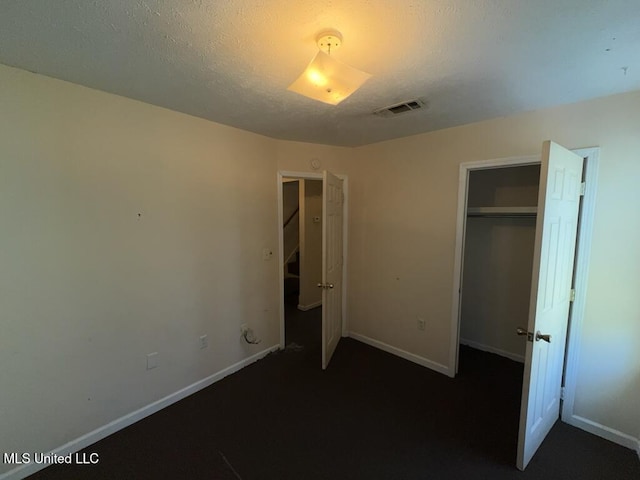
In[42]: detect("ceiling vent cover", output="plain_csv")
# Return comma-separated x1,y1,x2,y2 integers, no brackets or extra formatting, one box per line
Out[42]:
374,99,427,118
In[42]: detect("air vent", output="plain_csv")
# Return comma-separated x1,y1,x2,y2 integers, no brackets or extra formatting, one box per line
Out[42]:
374,99,427,118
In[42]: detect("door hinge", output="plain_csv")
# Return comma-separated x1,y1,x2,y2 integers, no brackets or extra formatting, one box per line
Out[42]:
570,289,576,302
579,182,586,196
560,386,566,400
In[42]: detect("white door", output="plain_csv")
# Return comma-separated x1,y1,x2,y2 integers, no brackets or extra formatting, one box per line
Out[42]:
321,170,344,369
517,141,584,469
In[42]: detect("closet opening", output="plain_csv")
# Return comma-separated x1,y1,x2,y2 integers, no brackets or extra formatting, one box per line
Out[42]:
458,164,541,372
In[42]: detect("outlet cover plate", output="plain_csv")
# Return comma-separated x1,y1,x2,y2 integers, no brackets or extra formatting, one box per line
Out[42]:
147,352,159,369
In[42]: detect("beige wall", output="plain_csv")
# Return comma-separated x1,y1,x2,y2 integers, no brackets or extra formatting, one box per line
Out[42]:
282,180,299,264
0,64,280,474
460,217,535,361
298,180,323,309
276,139,353,174
277,91,640,444
282,180,299,224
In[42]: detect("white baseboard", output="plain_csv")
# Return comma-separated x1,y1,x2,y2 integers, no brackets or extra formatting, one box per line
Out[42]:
460,338,524,363
0,344,280,480
297,301,321,311
564,414,639,452
348,332,449,376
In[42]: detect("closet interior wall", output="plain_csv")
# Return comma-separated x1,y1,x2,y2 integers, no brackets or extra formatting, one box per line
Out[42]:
460,165,541,363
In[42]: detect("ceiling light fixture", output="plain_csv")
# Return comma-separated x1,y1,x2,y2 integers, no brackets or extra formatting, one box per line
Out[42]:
287,30,371,106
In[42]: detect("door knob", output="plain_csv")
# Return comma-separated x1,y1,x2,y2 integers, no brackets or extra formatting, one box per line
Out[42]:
535,331,551,343
516,327,533,342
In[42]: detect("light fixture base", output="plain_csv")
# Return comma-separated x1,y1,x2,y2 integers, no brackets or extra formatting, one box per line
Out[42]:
316,30,343,53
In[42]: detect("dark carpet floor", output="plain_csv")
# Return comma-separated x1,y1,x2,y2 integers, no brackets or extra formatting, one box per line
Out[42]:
28,297,640,479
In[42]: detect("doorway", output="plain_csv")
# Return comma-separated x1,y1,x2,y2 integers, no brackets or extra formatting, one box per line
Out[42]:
277,170,349,370
449,145,600,468
281,177,323,362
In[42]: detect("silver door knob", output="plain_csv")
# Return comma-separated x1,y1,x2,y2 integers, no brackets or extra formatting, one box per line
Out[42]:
535,331,551,343
516,327,533,341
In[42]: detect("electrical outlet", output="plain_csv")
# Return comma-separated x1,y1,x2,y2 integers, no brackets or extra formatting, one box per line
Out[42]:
262,248,273,261
417,318,426,331
199,334,208,349
146,352,158,370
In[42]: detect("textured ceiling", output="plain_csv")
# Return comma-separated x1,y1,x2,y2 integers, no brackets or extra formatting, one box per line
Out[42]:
1,1,639,146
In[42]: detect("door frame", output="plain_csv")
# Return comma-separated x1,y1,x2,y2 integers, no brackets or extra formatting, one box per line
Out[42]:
277,170,349,350
448,148,600,424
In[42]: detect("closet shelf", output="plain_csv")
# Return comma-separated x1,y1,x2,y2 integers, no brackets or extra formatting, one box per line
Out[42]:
467,206,537,217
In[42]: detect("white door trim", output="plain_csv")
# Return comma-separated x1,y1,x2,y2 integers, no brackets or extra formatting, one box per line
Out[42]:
449,148,600,426
559,148,600,423
277,171,349,350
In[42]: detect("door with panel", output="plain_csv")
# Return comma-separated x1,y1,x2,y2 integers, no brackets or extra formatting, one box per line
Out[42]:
320,170,344,370
517,141,584,469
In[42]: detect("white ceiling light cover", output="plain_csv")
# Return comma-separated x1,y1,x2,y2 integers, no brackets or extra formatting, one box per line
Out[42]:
287,50,371,105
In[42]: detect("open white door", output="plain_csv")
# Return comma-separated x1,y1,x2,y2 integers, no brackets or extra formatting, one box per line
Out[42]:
517,141,584,469
320,170,344,370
